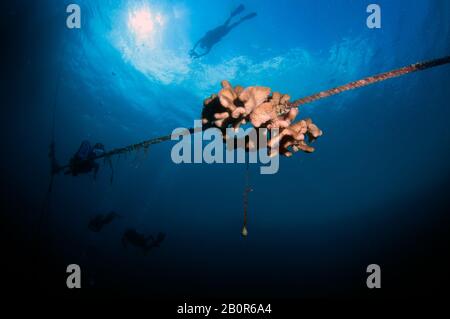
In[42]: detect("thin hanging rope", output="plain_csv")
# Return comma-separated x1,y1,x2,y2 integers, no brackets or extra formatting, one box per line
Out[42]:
241,161,251,237
47,62,64,192
36,38,67,239
54,55,450,172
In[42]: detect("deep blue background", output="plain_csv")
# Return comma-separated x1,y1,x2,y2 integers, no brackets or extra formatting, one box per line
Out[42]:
1,0,449,300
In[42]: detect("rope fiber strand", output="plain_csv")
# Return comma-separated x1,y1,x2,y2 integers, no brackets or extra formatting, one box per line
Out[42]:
55,55,450,173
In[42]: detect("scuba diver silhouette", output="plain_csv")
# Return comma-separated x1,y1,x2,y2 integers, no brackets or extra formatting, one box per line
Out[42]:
189,4,257,59
64,140,105,179
88,211,121,232
122,229,166,254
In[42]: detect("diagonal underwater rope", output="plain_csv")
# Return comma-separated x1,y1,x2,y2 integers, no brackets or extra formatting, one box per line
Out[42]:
55,55,450,172
283,55,450,112
55,128,198,172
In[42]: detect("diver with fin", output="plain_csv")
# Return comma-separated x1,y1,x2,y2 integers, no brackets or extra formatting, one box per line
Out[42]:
122,229,166,253
189,4,257,59
65,140,105,179
88,211,121,232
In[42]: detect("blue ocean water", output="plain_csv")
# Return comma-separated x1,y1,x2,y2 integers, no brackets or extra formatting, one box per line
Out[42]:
2,0,450,298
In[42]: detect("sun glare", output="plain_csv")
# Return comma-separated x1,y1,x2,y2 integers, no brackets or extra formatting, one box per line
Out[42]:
128,6,165,43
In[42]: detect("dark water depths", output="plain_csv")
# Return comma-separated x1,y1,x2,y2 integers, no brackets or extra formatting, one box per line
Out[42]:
1,0,449,299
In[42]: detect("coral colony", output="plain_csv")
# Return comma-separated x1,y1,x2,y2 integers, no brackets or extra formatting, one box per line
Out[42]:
53,56,450,175
201,80,323,157
49,56,450,234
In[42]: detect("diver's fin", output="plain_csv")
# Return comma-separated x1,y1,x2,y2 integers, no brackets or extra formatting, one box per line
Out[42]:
240,12,257,21
230,4,245,17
